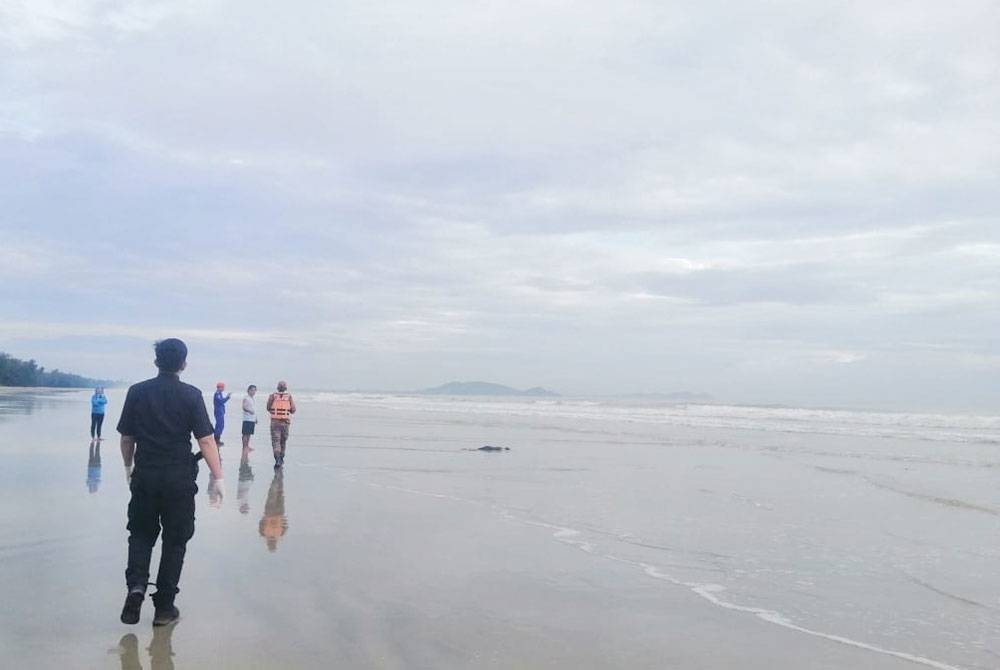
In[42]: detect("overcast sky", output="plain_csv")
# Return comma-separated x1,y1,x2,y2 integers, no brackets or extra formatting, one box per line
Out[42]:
1,1,998,410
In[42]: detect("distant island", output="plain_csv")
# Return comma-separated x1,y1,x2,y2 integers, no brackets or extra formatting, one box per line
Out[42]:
418,381,560,397
0,352,114,389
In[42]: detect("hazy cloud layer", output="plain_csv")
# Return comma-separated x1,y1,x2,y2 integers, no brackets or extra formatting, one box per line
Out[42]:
1,1,998,410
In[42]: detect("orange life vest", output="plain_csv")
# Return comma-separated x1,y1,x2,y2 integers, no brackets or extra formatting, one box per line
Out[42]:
269,393,292,420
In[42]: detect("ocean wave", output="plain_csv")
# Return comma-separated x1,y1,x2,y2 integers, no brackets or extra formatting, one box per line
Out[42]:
295,393,1000,445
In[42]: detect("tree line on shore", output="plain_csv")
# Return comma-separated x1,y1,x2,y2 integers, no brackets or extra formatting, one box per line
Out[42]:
0,352,114,388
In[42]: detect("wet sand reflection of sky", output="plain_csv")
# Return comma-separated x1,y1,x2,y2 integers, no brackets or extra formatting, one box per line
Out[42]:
0,391,37,420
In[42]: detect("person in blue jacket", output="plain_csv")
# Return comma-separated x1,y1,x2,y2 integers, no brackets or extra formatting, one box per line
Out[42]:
90,386,108,439
213,382,231,446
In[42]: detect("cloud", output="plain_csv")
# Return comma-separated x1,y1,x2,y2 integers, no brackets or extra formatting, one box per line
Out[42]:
0,0,214,49
0,321,313,347
1,0,998,409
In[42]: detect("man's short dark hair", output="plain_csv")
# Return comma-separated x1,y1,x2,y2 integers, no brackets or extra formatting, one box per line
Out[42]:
247,384,257,392
154,338,188,373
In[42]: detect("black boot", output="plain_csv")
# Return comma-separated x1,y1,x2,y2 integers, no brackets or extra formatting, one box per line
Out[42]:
120,591,144,625
152,605,180,627
151,591,180,626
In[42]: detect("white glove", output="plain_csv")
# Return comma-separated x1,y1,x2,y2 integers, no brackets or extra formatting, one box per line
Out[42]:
208,477,225,508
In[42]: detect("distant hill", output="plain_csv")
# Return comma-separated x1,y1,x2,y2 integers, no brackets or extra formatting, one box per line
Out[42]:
0,352,115,389
418,381,560,397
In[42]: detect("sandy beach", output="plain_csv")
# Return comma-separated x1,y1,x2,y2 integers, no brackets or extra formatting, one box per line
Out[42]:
0,388,996,669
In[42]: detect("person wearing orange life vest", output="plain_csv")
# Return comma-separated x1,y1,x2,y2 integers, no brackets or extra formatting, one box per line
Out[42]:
266,381,296,469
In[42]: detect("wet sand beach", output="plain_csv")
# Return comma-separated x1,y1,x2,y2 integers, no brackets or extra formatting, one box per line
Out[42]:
0,388,996,669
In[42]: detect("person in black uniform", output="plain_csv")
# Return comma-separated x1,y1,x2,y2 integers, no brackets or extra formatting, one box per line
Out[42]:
117,338,224,626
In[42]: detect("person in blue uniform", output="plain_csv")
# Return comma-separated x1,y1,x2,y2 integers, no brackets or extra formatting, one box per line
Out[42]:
213,382,231,446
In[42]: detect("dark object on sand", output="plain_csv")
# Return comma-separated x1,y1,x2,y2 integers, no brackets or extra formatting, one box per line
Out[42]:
469,445,510,452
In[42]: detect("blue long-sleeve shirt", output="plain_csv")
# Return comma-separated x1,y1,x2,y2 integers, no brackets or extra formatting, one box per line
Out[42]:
213,390,230,416
91,393,107,415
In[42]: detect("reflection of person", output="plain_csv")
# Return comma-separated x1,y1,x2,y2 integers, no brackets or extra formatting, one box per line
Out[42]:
115,623,177,670
148,621,177,670
87,440,102,493
117,338,224,627
266,381,296,469
213,382,231,446
241,385,257,453
258,471,288,552
117,633,141,670
91,386,108,439
237,450,254,515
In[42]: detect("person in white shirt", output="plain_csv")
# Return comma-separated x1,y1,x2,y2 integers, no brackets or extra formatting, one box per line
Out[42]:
241,385,258,453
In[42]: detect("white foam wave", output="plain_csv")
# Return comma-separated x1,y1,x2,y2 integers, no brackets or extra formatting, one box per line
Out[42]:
298,392,1000,445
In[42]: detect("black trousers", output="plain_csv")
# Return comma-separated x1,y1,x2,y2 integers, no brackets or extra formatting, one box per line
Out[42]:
126,461,198,608
90,413,105,438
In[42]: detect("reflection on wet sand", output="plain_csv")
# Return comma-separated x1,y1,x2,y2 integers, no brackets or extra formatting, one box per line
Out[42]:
0,390,37,421
116,623,176,670
87,440,101,494
237,451,254,515
258,471,288,552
